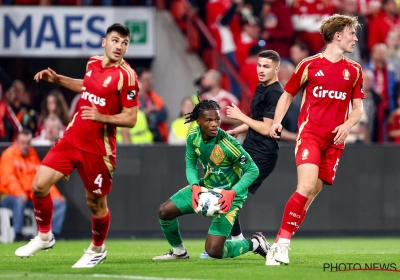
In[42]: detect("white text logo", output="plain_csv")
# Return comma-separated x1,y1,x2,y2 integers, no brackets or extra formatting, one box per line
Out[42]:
81,87,106,106
313,86,347,100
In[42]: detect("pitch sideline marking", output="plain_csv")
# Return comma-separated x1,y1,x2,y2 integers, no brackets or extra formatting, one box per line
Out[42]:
1,274,204,280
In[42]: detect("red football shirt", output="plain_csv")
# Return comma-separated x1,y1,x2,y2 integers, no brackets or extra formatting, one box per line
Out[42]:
284,53,365,149
63,56,139,156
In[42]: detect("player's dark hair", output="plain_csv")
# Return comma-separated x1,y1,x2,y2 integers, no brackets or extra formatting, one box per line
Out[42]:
184,94,220,124
259,50,280,64
106,23,130,38
320,14,361,44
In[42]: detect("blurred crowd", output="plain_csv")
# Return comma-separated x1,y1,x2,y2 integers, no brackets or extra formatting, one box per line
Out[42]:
0,0,400,145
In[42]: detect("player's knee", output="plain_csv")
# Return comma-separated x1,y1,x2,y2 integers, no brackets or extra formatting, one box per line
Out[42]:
158,204,169,220
205,245,222,259
86,199,98,214
32,181,50,198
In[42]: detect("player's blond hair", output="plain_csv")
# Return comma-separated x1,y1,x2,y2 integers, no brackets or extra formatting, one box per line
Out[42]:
319,14,361,44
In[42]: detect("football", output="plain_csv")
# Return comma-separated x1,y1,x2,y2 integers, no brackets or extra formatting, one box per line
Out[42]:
196,190,222,218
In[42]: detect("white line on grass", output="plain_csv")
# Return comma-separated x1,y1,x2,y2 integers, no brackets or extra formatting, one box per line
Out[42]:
1,274,204,280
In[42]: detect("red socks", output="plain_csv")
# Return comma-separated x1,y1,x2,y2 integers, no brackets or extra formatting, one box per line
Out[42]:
92,211,110,246
276,192,308,240
32,193,53,233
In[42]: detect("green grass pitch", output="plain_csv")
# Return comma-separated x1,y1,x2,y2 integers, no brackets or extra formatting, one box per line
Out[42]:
1,238,400,280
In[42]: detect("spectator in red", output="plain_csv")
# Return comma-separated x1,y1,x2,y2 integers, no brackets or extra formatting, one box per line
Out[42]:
388,94,400,143
136,67,168,143
0,85,22,142
235,17,260,69
290,0,336,54
206,0,243,98
259,0,295,59
367,0,400,52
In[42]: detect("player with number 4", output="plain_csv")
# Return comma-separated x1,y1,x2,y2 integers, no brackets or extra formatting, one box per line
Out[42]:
15,23,139,268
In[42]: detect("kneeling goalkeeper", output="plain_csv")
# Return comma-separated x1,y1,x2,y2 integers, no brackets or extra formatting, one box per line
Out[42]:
153,97,269,260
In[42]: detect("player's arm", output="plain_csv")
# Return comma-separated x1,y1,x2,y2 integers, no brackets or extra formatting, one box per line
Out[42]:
227,103,275,137
34,68,82,93
81,104,138,127
185,136,200,187
332,98,364,145
270,92,295,138
226,123,249,137
224,138,259,194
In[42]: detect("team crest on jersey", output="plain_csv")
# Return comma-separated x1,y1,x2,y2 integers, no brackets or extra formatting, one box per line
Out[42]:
210,144,225,166
302,149,309,160
343,69,350,80
103,76,112,87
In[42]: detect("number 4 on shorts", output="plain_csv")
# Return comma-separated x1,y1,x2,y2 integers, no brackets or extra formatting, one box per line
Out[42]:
94,174,103,187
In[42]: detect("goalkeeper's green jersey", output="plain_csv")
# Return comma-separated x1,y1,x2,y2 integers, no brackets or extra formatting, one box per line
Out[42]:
185,126,259,205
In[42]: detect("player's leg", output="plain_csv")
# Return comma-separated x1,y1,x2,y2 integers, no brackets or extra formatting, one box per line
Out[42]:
72,152,113,268
153,186,194,260
230,153,278,240
206,206,270,259
267,139,321,265
15,165,66,257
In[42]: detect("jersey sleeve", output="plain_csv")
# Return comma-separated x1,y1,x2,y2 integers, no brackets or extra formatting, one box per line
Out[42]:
351,65,365,100
224,136,259,194
263,90,282,119
284,59,310,96
185,133,200,187
120,65,139,108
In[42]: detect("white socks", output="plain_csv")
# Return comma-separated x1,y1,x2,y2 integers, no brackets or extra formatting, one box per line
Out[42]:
231,233,244,241
277,238,290,245
88,242,105,253
173,244,186,255
38,231,52,241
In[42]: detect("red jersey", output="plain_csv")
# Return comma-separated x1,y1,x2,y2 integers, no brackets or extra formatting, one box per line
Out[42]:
63,56,139,157
284,53,365,149
388,109,400,143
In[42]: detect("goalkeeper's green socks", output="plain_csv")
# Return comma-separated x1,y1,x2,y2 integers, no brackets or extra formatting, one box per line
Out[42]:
159,218,184,250
222,239,251,258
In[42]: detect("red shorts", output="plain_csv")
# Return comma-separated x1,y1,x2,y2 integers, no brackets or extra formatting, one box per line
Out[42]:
41,138,115,197
295,138,343,185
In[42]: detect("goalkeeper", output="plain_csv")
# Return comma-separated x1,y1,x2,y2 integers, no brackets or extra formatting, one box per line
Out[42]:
153,97,270,260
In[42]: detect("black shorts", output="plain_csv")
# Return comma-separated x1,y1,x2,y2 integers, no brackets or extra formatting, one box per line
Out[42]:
247,153,278,195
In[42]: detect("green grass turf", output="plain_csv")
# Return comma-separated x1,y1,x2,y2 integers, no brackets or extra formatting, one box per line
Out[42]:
0,238,400,280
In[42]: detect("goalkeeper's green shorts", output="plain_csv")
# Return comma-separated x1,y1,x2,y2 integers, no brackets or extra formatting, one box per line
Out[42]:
170,185,242,237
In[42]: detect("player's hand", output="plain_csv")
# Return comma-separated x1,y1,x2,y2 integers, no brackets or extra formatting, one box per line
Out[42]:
270,123,282,139
226,103,243,121
34,68,60,84
191,185,208,210
332,122,352,145
226,129,239,138
81,102,105,123
213,188,236,213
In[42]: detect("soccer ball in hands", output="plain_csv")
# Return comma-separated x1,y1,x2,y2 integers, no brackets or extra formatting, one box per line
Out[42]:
196,190,222,218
